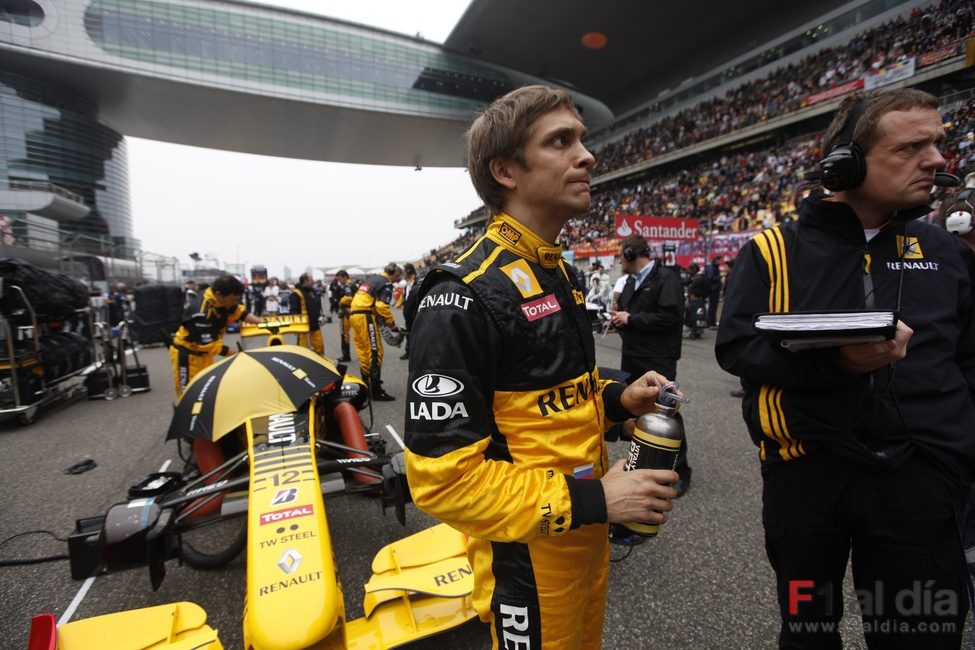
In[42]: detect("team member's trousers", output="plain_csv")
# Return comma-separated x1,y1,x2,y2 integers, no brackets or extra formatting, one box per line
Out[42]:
297,328,324,355
169,346,215,397
707,289,721,327
470,523,609,649
340,312,351,358
762,450,968,650
350,312,384,394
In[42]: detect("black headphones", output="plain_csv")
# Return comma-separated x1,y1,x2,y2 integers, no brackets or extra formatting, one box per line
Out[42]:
621,243,649,261
813,100,869,192
806,98,962,192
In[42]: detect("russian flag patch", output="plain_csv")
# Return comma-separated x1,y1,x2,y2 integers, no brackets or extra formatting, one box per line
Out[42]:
573,463,594,479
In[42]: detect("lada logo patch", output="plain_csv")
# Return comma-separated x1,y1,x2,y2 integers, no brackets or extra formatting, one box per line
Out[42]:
412,374,464,397
260,505,313,525
520,294,561,321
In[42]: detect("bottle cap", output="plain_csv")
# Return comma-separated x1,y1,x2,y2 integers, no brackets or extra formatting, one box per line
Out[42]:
655,380,690,407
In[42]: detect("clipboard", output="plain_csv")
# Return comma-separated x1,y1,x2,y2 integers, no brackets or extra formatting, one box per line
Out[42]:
753,310,898,351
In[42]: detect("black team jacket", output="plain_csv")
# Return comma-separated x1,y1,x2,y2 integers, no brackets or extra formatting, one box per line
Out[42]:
715,191,975,481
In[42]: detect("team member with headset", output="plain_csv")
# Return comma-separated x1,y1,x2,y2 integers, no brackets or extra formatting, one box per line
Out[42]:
349,263,402,401
405,85,678,648
289,272,325,355
716,88,975,648
610,234,692,496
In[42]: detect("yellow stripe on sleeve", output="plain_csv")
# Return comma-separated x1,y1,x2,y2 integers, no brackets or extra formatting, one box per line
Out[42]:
769,228,790,313
753,233,775,313
462,245,505,284
455,235,488,264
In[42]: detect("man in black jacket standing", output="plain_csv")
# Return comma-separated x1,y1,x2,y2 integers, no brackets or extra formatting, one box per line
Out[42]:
610,233,690,495
705,255,723,328
716,88,975,648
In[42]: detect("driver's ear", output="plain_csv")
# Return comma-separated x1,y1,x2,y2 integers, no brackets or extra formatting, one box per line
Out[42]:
490,157,517,191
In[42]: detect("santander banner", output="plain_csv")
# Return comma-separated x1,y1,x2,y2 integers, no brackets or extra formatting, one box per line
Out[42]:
615,216,700,242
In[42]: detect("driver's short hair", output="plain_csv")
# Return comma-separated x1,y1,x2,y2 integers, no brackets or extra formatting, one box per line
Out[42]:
467,85,582,216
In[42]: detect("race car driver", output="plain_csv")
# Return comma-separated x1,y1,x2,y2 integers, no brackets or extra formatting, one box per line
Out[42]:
405,85,679,649
349,263,402,401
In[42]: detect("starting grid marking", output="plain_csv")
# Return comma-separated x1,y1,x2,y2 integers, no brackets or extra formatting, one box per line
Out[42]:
385,424,405,450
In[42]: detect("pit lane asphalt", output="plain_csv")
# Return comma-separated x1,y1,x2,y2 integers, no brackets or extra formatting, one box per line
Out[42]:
0,316,971,649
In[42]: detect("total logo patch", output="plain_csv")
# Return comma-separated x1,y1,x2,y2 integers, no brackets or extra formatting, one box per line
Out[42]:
412,374,464,397
260,505,313,525
520,293,561,321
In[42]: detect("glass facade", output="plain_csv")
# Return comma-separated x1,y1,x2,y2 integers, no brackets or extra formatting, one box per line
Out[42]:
0,71,137,256
83,0,517,117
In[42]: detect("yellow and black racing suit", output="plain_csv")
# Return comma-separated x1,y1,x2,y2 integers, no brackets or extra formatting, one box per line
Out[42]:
290,285,324,355
405,213,634,649
168,287,248,397
349,273,396,395
338,279,357,360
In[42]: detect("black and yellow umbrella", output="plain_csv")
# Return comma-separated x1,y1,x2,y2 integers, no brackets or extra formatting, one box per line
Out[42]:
166,345,342,442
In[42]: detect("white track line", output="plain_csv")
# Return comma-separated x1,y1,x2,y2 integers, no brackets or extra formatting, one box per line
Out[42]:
385,425,405,450
59,576,95,625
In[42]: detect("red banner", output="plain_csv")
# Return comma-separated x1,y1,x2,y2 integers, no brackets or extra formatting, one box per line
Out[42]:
571,227,760,267
802,78,864,107
614,216,700,241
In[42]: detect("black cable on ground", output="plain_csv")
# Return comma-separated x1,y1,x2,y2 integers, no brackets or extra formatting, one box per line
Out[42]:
0,529,70,567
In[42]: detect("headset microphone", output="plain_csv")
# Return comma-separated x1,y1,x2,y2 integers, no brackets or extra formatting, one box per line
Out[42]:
933,172,961,188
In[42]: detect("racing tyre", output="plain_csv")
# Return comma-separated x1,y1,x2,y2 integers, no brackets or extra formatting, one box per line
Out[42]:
180,518,247,569
178,435,248,569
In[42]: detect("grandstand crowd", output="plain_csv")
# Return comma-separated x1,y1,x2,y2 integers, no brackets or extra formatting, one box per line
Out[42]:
594,0,974,174
572,95,975,245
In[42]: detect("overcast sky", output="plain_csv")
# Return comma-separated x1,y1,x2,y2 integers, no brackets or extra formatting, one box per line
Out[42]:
128,0,479,279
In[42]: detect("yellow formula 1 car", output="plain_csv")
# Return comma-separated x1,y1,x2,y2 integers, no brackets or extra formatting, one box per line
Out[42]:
33,321,476,649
